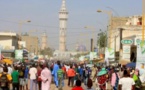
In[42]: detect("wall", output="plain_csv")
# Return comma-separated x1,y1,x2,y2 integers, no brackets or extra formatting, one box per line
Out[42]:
21,36,39,54
0,36,12,50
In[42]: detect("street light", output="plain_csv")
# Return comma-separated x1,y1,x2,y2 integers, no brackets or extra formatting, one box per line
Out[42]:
97,9,113,48
19,20,31,35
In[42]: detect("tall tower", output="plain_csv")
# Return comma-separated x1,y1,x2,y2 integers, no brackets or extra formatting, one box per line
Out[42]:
59,0,68,51
41,32,47,50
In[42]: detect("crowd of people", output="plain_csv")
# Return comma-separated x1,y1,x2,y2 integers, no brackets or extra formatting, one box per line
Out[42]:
0,60,143,90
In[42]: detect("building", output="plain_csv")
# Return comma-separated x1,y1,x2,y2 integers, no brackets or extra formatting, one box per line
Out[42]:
41,32,47,50
107,15,144,63
109,15,142,52
21,35,39,55
59,0,68,51
0,32,19,57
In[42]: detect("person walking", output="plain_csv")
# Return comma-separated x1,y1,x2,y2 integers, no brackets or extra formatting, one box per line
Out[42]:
111,68,120,90
118,70,135,90
133,69,142,90
52,61,60,88
19,65,25,90
78,66,84,82
24,66,29,90
85,78,95,90
72,80,84,90
29,64,38,90
67,65,76,87
61,64,66,79
37,65,42,90
11,66,19,90
91,65,97,82
74,65,79,86
7,64,13,75
57,65,64,90
0,67,12,90
41,64,52,90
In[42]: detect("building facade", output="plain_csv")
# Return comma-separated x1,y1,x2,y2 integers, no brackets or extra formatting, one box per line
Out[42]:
21,35,39,55
109,15,142,52
0,32,19,57
41,32,47,50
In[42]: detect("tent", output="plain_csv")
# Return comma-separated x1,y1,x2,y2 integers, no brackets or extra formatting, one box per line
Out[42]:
2,59,13,64
126,62,136,68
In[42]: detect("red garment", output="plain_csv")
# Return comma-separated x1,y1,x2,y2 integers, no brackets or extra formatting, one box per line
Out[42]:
67,68,76,77
97,74,107,90
37,69,42,81
72,86,84,90
62,66,66,72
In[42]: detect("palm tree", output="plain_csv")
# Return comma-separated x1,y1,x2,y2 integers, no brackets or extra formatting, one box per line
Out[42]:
97,31,107,48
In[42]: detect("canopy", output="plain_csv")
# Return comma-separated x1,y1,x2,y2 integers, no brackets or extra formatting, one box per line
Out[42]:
2,59,13,64
126,62,136,68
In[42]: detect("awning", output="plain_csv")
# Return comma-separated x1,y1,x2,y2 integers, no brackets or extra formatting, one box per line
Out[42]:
119,60,130,65
2,59,13,64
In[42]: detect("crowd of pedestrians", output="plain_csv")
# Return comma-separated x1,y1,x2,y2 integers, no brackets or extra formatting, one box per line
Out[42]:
0,60,143,90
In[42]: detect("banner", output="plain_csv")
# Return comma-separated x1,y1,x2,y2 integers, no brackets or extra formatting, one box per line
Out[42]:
136,41,145,75
89,52,97,60
15,50,23,60
122,46,130,60
105,47,115,61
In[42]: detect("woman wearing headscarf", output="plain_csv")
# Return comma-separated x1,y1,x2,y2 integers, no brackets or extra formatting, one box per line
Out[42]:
97,68,108,90
133,69,142,90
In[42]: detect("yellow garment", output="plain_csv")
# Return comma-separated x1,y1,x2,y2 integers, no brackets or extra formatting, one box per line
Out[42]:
2,59,13,64
0,73,12,81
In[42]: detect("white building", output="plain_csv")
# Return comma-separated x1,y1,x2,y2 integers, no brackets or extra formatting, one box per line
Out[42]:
59,0,68,51
0,32,19,57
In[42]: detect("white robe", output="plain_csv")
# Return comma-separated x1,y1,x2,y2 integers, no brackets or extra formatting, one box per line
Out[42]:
41,67,52,90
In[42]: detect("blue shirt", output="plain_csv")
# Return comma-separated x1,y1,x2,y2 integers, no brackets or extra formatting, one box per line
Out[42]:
24,67,29,78
79,68,83,75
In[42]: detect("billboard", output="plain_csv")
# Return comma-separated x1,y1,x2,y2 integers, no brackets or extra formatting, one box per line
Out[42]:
18,41,26,48
105,48,115,61
122,46,131,60
136,41,145,75
89,52,97,60
15,50,23,60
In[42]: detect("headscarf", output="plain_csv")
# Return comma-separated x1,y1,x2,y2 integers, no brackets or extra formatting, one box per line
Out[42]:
134,69,139,76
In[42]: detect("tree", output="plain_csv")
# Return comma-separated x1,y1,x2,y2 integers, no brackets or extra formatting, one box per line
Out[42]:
97,31,107,48
40,47,54,57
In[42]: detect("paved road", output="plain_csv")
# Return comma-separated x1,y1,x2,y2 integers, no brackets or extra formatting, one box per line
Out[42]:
9,79,112,90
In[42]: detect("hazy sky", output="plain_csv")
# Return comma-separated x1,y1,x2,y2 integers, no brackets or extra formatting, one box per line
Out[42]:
0,0,142,50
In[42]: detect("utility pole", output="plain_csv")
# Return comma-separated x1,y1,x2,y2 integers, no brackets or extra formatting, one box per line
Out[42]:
142,0,145,41
119,28,123,50
91,38,93,52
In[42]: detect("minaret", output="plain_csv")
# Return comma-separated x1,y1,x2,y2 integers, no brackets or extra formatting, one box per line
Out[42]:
59,0,68,51
41,32,47,50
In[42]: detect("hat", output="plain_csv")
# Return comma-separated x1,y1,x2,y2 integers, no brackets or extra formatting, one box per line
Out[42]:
97,68,107,76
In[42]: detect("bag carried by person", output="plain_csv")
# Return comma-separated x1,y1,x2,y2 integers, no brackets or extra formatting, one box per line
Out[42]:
19,70,24,77
114,73,119,90
0,73,8,87
135,76,142,89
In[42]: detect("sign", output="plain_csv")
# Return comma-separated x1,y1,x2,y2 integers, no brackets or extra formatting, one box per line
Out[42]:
89,52,97,60
123,46,130,53
105,48,115,61
79,56,85,61
122,46,130,60
15,50,23,60
136,41,145,75
121,39,133,45
18,41,26,48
